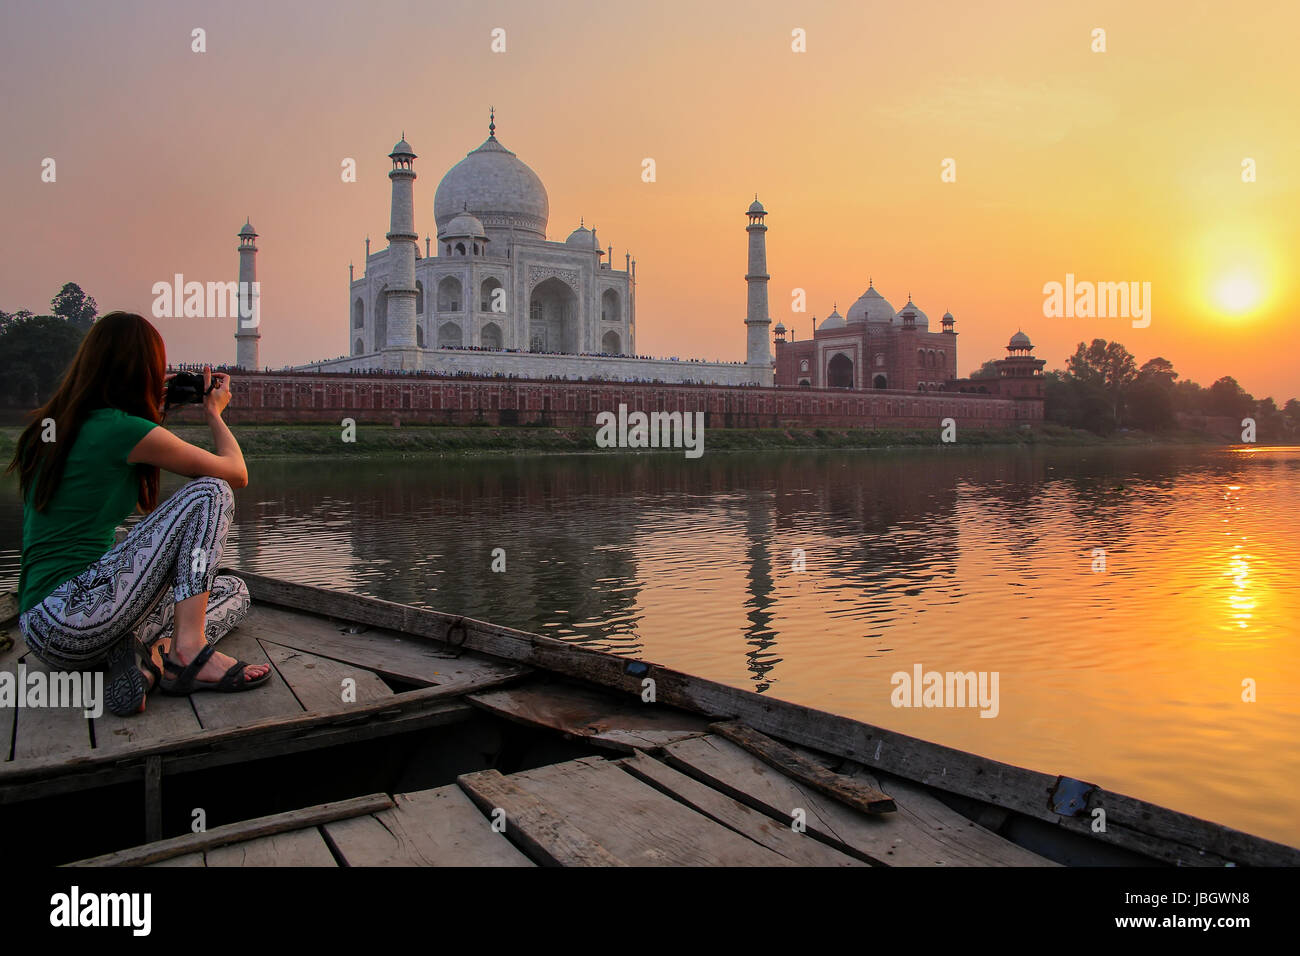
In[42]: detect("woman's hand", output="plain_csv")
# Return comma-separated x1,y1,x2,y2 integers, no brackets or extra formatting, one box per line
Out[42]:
130,367,248,488
203,366,232,419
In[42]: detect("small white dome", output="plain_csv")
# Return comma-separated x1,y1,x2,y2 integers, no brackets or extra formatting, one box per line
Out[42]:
897,298,929,328
819,309,845,331
748,197,766,215
566,224,598,248
440,210,486,239
845,284,896,325
1010,330,1033,348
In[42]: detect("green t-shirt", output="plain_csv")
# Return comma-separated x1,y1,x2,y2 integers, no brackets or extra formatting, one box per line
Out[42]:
18,407,158,614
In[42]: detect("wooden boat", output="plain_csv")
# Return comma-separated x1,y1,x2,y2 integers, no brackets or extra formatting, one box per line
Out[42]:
1,569,1296,867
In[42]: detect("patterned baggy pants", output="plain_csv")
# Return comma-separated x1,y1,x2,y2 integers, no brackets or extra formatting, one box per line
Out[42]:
19,477,250,671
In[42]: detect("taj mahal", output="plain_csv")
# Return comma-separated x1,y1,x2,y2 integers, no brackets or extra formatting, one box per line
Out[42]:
290,113,768,387
233,112,1043,406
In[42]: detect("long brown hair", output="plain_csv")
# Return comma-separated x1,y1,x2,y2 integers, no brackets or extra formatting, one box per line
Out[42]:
6,311,165,513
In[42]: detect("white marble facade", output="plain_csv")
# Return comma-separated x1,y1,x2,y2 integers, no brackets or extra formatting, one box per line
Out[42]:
305,116,775,388
344,119,636,366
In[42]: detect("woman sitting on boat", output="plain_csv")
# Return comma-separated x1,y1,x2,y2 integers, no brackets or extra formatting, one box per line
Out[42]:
7,311,270,716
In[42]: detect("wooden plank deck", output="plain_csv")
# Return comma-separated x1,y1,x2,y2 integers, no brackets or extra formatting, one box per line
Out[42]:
188,631,305,730
260,641,394,712
661,735,1054,866
93,677,202,753
621,750,865,866
11,647,94,760
239,603,529,688
323,786,535,867
0,600,517,813
478,755,794,866
1,600,517,769
205,829,337,867
88,741,1048,867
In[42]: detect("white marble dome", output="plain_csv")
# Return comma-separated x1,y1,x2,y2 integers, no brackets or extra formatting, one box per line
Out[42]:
1010,330,1033,349
566,224,598,248
434,134,549,240
819,308,846,331
896,297,930,329
845,285,896,325
440,210,486,239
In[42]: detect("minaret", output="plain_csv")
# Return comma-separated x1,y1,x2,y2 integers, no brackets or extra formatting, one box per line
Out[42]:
744,196,772,369
384,135,419,357
235,220,260,369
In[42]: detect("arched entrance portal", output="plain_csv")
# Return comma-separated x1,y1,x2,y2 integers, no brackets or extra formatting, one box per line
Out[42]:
873,374,888,389
827,353,854,388
438,322,463,348
529,277,579,353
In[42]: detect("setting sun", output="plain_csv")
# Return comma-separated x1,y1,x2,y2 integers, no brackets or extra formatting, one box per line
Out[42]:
1214,272,1265,314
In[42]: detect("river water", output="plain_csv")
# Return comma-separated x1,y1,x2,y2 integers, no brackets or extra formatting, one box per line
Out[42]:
3,444,1297,847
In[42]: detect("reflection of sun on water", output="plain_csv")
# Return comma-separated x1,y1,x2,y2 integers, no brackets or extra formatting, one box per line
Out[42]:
1226,549,1255,628
1219,485,1262,632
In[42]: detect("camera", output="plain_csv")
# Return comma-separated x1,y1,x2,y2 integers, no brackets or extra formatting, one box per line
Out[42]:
164,371,218,409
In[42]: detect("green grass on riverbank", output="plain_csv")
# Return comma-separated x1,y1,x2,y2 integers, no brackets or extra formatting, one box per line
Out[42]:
0,422,1226,461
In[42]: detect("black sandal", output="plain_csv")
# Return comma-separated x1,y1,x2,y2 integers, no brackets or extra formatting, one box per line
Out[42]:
104,637,147,716
159,643,272,695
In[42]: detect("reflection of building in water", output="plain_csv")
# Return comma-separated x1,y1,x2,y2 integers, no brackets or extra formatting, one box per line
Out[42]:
328,459,647,651
740,486,779,692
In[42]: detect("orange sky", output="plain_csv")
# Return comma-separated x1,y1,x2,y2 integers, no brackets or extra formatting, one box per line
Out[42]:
2,0,1296,399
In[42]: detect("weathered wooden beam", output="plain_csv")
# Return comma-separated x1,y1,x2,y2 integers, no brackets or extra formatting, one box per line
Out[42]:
0,670,518,785
231,569,1300,867
709,720,895,814
456,769,626,867
0,702,473,805
70,792,394,867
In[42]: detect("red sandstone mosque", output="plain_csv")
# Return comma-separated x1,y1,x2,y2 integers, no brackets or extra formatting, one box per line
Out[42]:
770,278,1046,413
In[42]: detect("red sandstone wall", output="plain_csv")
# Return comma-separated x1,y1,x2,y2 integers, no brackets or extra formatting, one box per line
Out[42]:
217,371,1040,429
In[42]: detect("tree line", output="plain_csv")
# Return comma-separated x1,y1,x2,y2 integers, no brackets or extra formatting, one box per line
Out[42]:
1039,339,1298,441
0,283,97,408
